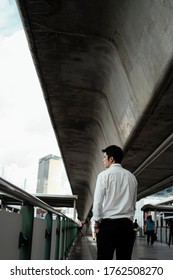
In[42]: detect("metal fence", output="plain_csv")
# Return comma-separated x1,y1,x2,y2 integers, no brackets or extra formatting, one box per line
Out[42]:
0,177,77,260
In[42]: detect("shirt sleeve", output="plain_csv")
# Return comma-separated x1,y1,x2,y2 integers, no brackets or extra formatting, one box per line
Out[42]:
92,172,106,221
133,182,138,210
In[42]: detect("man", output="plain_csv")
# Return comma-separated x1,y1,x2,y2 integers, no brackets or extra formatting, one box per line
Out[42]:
92,145,138,260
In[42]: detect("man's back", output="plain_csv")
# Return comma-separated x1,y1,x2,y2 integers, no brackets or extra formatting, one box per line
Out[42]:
146,219,154,231
93,163,137,221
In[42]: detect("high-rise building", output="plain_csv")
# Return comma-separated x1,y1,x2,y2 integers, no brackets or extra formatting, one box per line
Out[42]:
36,154,70,194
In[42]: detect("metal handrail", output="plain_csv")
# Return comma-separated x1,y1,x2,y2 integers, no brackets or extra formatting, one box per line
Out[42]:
0,177,74,221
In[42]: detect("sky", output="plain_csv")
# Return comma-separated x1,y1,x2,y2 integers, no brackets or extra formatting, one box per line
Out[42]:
0,0,62,191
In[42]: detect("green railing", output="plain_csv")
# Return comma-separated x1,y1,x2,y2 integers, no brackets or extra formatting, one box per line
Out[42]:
0,177,78,260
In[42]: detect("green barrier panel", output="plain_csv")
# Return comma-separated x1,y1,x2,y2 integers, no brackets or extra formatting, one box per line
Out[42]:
59,217,65,259
66,219,70,255
55,215,60,259
63,218,67,259
44,212,52,260
61,217,65,260
64,219,78,259
19,204,34,260
68,220,78,257
65,220,78,259
55,215,78,260
67,220,72,255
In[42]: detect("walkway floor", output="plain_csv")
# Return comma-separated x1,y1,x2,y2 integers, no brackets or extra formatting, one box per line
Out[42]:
68,234,173,260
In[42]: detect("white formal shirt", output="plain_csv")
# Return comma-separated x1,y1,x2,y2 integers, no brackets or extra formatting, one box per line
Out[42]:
92,164,138,222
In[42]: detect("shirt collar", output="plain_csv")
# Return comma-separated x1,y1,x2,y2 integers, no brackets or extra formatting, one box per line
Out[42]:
110,163,121,168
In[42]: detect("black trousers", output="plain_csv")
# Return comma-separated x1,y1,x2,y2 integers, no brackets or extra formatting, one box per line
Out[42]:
146,230,154,244
96,218,134,260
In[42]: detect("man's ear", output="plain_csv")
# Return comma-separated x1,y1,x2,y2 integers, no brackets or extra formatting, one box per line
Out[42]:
110,156,115,163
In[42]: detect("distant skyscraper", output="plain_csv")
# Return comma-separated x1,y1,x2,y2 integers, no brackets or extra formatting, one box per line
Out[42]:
0,163,27,190
36,154,64,194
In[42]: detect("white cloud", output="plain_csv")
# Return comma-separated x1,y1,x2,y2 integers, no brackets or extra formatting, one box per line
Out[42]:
0,30,61,191
0,1,71,195
0,0,22,37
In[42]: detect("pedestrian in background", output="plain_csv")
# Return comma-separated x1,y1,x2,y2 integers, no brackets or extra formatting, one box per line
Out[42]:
92,145,138,260
144,215,155,245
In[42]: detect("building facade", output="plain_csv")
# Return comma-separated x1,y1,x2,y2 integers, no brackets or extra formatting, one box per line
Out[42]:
36,154,67,194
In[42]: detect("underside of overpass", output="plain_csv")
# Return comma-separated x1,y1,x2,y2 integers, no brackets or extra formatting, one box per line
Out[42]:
16,0,173,220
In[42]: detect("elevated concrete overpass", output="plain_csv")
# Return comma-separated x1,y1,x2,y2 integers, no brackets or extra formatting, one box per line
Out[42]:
16,0,173,220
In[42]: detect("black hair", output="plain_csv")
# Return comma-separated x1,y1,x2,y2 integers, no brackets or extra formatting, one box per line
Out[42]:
102,145,124,163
